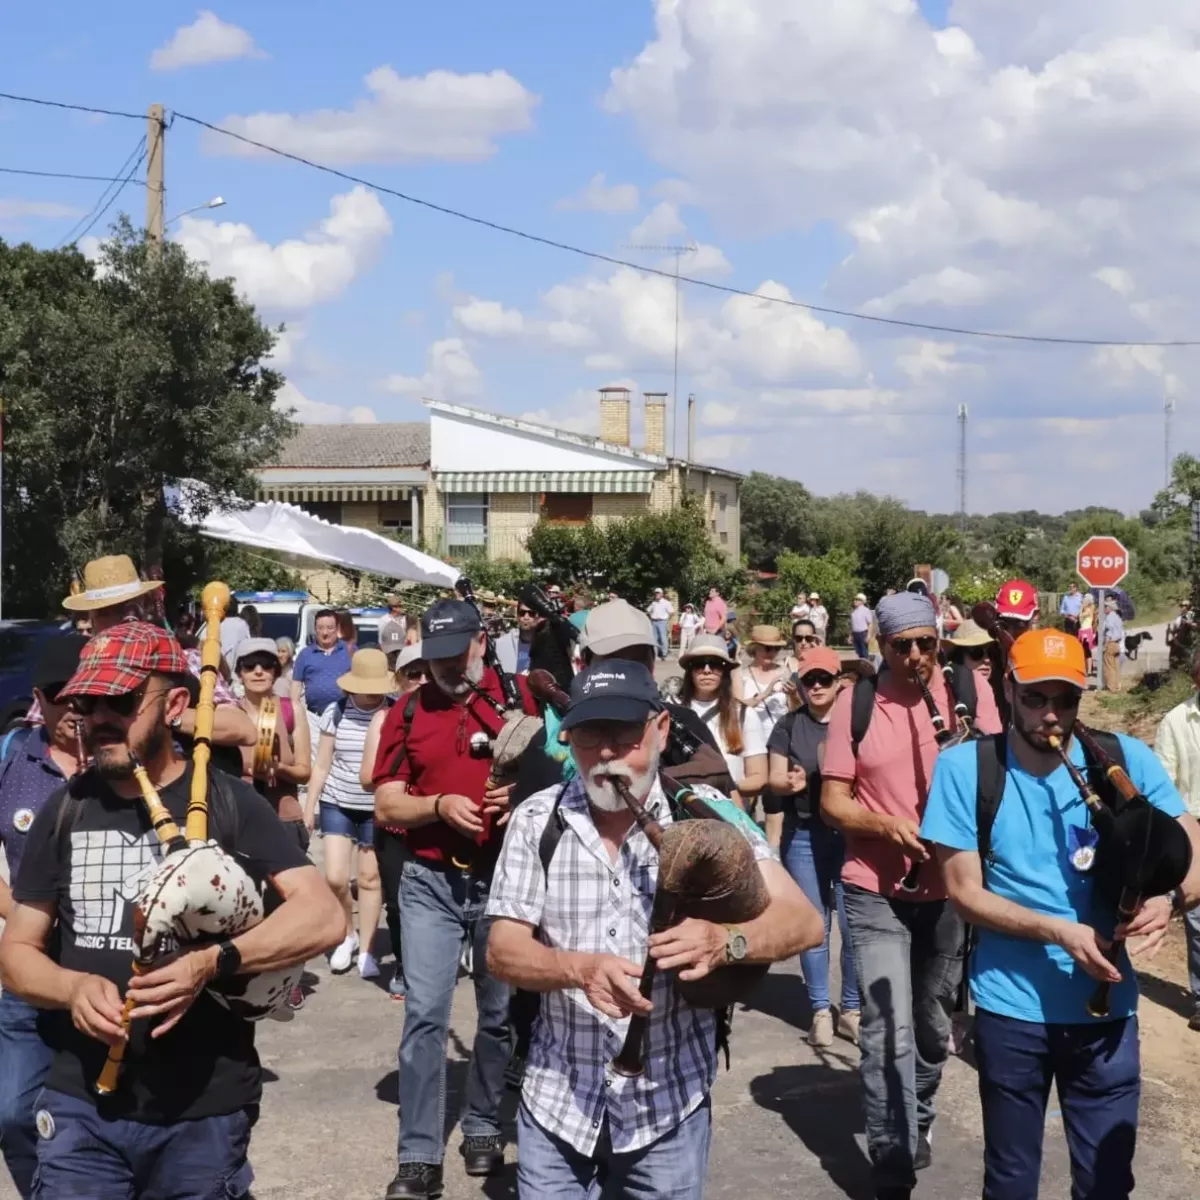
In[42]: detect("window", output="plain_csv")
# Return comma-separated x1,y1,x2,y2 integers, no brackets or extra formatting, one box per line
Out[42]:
541,493,593,524
447,493,489,557
717,493,729,534
299,500,342,524
379,500,414,542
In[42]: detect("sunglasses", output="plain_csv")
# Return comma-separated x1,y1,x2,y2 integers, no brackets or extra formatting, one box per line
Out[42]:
402,667,427,681
690,659,730,673
889,636,938,655
793,634,819,645
517,607,534,617
800,671,837,689
72,684,170,719
570,720,650,749
962,646,988,662
238,655,279,674
1017,689,1082,711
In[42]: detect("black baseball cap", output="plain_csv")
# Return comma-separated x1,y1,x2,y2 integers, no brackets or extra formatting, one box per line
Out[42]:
560,659,664,732
420,599,482,661
34,633,89,694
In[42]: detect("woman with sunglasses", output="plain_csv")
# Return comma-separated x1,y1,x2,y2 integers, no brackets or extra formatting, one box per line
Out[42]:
767,646,860,1048
943,619,996,681
678,633,767,809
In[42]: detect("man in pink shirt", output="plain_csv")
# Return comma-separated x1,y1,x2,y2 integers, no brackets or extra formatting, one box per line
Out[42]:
703,587,727,635
820,591,1001,1200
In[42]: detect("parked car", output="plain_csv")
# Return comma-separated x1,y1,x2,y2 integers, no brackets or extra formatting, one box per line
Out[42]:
0,619,75,732
231,590,310,644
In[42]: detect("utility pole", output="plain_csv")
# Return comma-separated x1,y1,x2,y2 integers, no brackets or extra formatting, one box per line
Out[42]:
1165,392,1175,488
146,103,166,256
623,242,696,458
956,404,968,531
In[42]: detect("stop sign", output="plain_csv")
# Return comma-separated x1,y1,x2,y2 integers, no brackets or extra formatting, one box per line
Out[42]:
1076,535,1129,588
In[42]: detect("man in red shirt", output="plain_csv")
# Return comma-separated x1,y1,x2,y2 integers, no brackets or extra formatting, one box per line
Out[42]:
372,599,532,1200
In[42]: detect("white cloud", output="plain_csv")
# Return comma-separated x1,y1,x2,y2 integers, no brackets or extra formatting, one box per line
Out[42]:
629,201,688,245
276,380,376,424
208,66,538,164
173,186,391,313
558,173,640,213
452,298,525,337
381,338,482,401
0,199,84,221
150,11,264,71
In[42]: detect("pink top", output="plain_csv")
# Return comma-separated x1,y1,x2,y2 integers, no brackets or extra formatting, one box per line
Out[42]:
703,596,727,634
822,668,1001,900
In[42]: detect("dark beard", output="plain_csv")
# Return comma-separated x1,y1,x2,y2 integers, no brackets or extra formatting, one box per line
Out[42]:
94,721,168,781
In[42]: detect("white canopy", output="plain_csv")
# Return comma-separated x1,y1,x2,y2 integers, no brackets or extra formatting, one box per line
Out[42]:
176,485,460,589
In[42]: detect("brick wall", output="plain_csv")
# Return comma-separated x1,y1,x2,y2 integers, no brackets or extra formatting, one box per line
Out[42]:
339,501,380,530
488,492,538,561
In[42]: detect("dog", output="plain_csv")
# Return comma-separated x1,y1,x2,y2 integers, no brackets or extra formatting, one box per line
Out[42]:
1124,630,1152,660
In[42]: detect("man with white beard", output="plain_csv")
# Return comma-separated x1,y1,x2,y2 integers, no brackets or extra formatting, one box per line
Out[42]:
487,660,821,1199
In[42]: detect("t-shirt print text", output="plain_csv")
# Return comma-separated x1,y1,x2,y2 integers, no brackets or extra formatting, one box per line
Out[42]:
69,829,176,953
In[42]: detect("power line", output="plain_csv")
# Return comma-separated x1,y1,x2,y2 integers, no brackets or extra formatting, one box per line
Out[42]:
174,108,1200,349
57,136,147,248
0,165,147,185
0,90,144,122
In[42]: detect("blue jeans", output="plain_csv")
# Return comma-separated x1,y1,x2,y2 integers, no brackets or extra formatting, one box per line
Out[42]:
1184,904,1200,1006
0,992,54,1199
651,619,669,659
974,1010,1140,1200
397,859,511,1164
515,1097,711,1199
842,885,964,1192
32,1087,253,1199
782,822,858,1013
852,630,870,658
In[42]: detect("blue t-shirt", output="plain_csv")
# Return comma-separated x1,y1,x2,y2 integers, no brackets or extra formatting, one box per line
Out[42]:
294,641,353,715
1060,593,1083,617
0,727,68,880
921,732,1185,1025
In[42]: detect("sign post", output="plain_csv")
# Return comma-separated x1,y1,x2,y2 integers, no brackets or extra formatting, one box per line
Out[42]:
1076,535,1130,690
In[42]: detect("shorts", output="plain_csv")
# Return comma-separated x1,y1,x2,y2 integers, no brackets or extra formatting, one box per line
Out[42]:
319,803,375,848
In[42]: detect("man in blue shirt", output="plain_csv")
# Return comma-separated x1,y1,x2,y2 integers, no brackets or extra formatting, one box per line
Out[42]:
1059,582,1083,636
922,628,1200,1200
1102,596,1126,693
293,608,353,748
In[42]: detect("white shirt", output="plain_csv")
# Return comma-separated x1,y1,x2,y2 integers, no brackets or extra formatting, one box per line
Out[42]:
679,610,702,632
740,667,789,744
790,602,810,621
218,616,252,673
1155,694,1200,817
318,698,380,812
808,605,829,636
648,597,673,621
689,697,767,785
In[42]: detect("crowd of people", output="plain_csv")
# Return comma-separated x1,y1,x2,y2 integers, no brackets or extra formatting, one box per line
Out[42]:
0,556,1196,1200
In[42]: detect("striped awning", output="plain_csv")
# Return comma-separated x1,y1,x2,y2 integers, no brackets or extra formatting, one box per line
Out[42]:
256,485,416,504
437,470,654,495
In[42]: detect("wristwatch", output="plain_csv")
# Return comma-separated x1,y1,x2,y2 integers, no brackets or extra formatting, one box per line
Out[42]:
724,926,748,964
214,939,242,981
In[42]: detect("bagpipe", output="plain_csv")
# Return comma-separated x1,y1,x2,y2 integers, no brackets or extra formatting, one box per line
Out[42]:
971,599,1192,1017
95,583,298,1097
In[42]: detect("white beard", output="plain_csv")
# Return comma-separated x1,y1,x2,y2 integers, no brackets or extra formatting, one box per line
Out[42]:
431,654,485,698
584,745,660,814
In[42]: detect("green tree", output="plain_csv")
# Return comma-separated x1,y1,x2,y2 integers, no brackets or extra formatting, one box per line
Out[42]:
0,220,292,615
740,471,823,569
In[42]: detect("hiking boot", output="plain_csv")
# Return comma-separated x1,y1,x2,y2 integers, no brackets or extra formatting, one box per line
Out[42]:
808,1009,834,1048
915,1132,933,1171
462,1134,504,1176
837,1009,860,1046
385,1163,443,1199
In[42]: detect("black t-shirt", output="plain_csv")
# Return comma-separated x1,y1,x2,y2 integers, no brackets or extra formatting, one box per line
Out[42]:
13,763,309,1123
766,708,830,821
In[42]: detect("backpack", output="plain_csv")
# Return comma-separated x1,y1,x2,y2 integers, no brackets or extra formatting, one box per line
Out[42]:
850,664,978,756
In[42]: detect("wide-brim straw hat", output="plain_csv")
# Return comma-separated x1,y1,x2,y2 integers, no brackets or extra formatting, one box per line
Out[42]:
336,648,395,695
748,624,787,648
679,633,738,667
62,555,164,612
943,618,994,649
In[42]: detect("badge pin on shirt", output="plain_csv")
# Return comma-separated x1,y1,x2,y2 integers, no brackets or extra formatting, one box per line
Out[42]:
12,807,34,834
1068,824,1098,873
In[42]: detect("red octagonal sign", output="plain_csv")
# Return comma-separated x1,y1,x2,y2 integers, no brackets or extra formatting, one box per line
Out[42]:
1076,535,1129,589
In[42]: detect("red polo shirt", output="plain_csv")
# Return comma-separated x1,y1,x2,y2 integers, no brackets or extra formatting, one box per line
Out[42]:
371,667,534,865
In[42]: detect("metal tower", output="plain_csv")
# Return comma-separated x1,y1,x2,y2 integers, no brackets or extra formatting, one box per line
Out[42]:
956,404,968,529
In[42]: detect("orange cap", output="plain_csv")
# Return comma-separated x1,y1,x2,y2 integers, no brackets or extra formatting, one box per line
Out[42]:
797,646,841,677
1009,628,1086,689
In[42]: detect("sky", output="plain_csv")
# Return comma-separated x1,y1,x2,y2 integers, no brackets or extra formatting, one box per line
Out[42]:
3,1,1199,517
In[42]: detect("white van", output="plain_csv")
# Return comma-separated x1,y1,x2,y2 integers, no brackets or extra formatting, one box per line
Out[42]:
231,590,309,644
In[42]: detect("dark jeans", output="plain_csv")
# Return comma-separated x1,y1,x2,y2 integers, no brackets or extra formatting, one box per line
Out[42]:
782,821,858,1012
0,992,54,1199
32,1088,254,1199
375,827,409,975
397,858,511,1165
974,1010,1140,1200
842,884,964,1192
852,630,870,658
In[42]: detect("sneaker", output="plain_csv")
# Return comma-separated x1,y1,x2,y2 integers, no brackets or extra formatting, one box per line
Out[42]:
329,930,359,974
387,971,406,1000
385,1162,443,1199
285,984,304,1011
359,950,381,980
462,1134,504,1177
1189,1010,1200,1032
915,1131,933,1171
837,1009,860,1046
808,1009,834,1048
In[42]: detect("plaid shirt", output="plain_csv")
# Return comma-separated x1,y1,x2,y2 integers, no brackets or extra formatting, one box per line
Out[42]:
487,775,775,1155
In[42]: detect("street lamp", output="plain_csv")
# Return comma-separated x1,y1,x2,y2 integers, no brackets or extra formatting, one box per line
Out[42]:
165,196,226,226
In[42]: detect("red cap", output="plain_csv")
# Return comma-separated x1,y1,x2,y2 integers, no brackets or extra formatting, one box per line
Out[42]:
60,622,189,699
995,579,1039,621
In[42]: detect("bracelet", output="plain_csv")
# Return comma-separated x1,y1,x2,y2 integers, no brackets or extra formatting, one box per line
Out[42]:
433,794,443,821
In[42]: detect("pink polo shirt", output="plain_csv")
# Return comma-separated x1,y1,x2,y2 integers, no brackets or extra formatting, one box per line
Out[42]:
704,597,727,634
822,668,1001,900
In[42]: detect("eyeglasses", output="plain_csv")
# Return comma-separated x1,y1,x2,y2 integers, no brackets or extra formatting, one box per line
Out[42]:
72,684,170,719
570,721,649,749
1017,689,1081,711
690,659,729,673
800,671,837,689
889,636,938,655
793,634,819,645
517,607,534,617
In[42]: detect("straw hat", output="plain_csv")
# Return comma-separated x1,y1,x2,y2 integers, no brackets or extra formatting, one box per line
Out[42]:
678,633,738,667
336,648,395,695
748,624,787,648
943,618,993,649
62,555,163,613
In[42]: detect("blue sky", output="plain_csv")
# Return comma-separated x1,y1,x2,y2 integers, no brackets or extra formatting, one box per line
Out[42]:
2,2,1196,517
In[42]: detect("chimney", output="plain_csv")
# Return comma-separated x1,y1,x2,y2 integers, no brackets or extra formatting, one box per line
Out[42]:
643,392,667,455
599,386,631,446
687,393,695,462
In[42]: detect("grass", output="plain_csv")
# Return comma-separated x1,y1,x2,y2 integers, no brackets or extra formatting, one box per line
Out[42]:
1087,668,1193,739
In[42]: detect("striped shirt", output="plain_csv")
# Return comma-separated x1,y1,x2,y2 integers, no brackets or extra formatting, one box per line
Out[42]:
318,698,382,812
486,775,774,1155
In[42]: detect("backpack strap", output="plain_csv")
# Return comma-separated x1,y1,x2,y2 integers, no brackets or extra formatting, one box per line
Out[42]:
850,674,879,757
947,663,978,726
384,689,422,778
975,733,1008,877
537,780,572,877
1078,729,1126,809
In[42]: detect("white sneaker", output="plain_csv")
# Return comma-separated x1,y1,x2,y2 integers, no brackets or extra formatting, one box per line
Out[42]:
808,1009,835,1048
359,950,380,980
330,931,359,973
